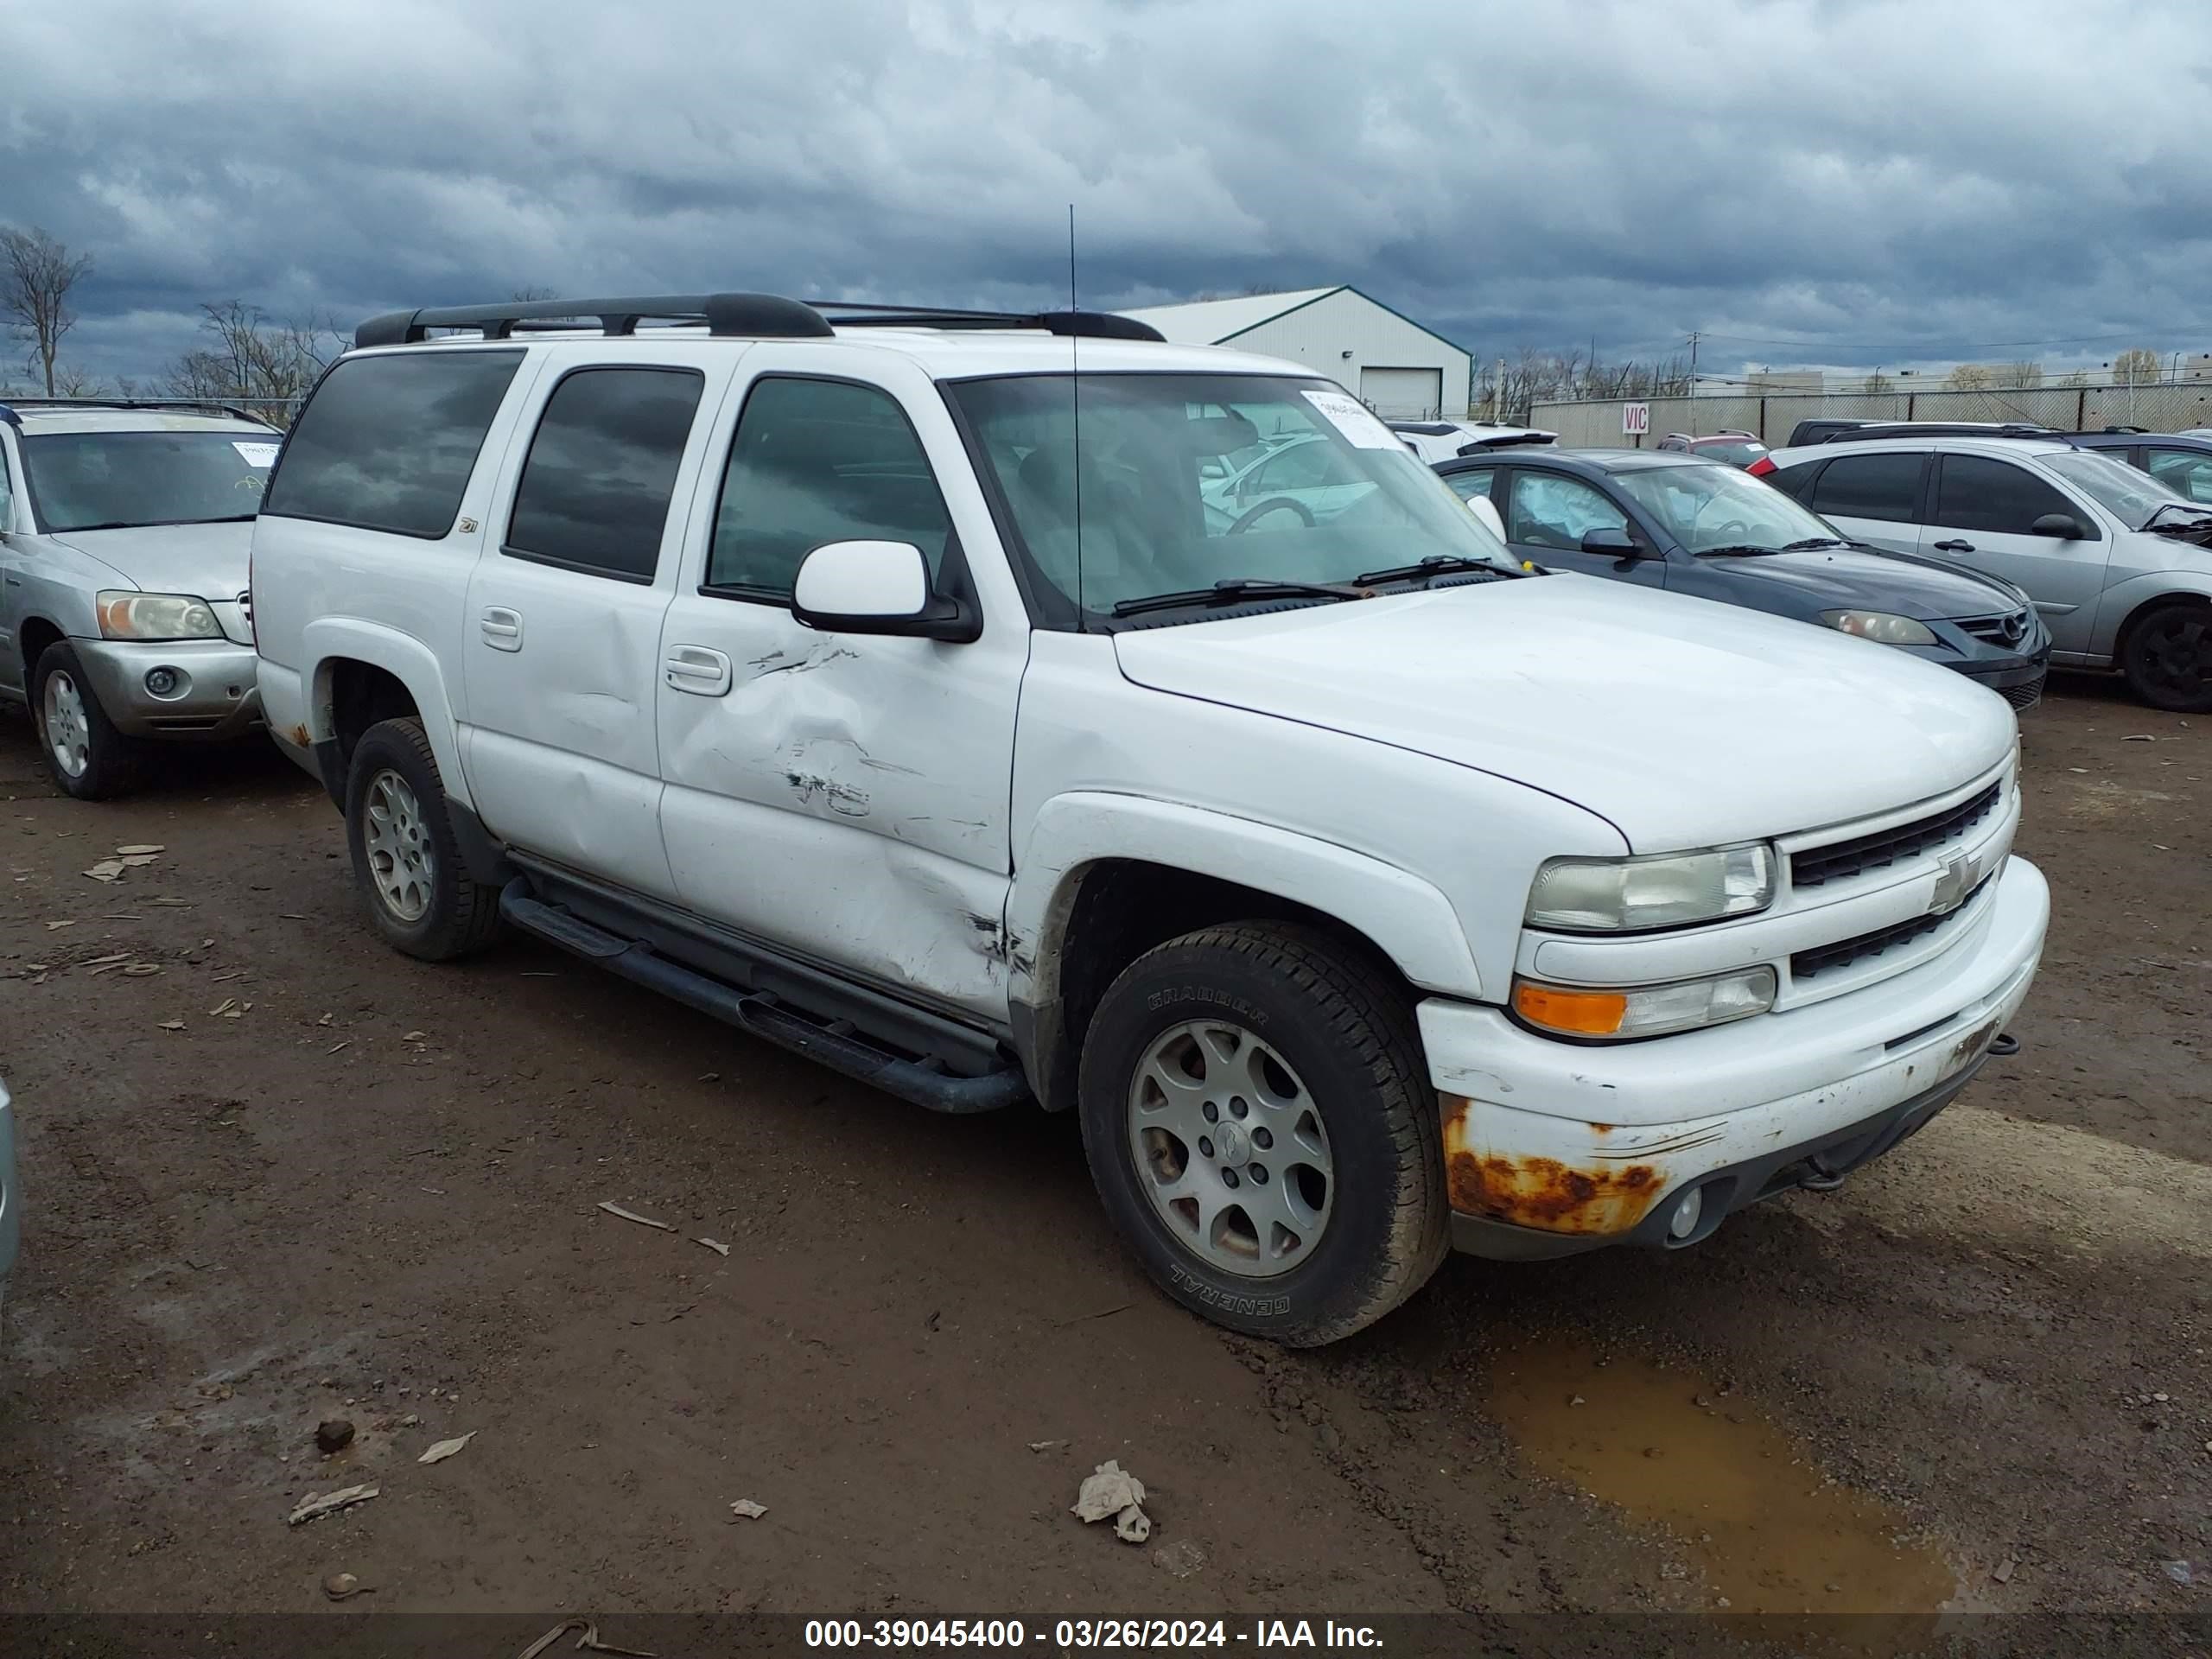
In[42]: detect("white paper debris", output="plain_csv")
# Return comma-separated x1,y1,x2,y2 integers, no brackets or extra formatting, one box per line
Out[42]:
728,1498,768,1520
1072,1459,1152,1543
288,1482,380,1525
694,1236,731,1256
597,1200,673,1231
418,1431,476,1465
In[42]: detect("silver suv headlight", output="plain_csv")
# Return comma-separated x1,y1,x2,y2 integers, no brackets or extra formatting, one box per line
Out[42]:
1527,844,1775,933
96,591,223,641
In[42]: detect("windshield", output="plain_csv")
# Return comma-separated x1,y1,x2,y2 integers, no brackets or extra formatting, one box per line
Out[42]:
1696,440,1769,467
1610,460,1839,553
21,430,278,532
2042,449,2195,529
944,373,1513,621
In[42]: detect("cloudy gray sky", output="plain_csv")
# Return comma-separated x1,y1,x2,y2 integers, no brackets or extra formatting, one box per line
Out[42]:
5,0,2211,388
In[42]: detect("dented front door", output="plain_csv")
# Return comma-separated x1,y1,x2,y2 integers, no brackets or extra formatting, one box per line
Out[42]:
653,346,1027,1024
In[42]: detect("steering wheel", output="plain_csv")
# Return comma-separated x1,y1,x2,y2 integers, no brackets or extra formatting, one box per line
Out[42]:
1229,497,1315,534
1710,518,1750,538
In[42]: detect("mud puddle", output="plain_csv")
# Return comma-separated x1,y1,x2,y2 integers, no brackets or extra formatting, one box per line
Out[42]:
1489,1338,1955,1618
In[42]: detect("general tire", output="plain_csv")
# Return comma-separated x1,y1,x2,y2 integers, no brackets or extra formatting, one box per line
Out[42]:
1077,921,1448,1345
32,640,144,801
344,716,502,961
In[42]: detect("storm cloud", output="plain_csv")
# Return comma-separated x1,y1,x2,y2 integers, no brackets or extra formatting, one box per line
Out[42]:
5,0,2211,384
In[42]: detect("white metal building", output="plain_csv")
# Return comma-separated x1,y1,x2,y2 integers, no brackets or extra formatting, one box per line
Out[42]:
1121,286,1471,419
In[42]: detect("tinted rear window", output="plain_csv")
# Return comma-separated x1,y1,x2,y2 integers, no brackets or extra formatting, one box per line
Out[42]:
264,350,523,537
1809,453,1923,524
505,367,703,581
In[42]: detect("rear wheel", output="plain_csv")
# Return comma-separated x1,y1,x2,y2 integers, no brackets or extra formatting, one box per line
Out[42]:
1077,922,1447,1345
33,641,143,800
2120,601,2212,712
344,716,502,960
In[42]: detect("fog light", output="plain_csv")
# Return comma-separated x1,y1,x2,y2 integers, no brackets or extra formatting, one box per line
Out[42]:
143,666,184,698
1668,1184,1705,1240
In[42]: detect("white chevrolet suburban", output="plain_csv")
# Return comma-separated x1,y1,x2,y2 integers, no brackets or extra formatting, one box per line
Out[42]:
251,292,2048,1344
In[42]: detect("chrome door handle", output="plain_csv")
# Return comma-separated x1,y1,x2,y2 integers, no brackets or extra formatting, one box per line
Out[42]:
480,607,524,651
663,645,732,696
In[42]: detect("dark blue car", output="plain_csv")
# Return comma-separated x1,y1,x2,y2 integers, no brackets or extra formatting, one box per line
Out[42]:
1434,448,2052,709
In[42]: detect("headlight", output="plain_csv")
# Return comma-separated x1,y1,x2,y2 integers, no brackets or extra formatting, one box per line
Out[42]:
95,592,222,641
1527,845,1774,932
1822,609,1938,646
1514,967,1777,1040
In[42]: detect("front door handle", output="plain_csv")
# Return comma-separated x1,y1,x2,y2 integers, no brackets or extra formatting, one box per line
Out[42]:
663,645,733,697
1931,539,1975,553
480,607,524,651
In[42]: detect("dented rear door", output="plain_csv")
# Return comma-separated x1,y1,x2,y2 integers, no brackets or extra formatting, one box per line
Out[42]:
653,346,1028,1025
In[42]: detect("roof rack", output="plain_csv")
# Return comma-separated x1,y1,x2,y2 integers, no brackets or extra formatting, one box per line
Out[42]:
353,292,1166,350
0,397,279,429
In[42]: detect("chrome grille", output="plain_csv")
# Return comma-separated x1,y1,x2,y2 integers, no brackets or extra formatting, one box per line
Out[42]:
1790,782,2003,890
1958,609,2032,645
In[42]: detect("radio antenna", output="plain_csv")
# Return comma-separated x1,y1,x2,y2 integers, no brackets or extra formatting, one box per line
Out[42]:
1067,203,1084,628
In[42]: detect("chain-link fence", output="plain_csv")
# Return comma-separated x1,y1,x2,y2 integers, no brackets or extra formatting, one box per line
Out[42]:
1531,382,2212,448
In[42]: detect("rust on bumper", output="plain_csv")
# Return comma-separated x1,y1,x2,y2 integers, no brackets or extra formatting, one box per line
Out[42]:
1441,1094,1665,1236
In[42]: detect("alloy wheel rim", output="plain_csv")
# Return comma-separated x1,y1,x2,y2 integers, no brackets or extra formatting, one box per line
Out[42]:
41,671,91,779
362,769,435,922
1126,1020,1333,1278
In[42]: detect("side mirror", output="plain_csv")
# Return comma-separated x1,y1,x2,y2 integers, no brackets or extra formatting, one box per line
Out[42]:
791,540,978,642
1465,495,1507,542
1580,526,1643,557
2030,512,2085,540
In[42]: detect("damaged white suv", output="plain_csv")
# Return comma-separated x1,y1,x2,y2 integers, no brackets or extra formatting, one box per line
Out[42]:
251,293,2047,1344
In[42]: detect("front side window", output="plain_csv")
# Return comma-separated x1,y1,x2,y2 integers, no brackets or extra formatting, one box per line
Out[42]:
944,373,1512,622
1441,467,1496,503
2146,447,2212,505
2039,449,2183,531
21,429,280,533
1809,452,1924,524
1611,461,1840,554
1935,454,2081,536
264,350,522,538
1506,472,1630,549
504,367,703,582
707,377,951,598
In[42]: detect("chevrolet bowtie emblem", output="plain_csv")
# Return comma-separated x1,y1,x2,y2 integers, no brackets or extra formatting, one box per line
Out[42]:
1929,850,1980,915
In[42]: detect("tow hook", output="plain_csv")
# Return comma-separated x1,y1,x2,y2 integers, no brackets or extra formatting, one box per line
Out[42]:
1989,1032,2021,1057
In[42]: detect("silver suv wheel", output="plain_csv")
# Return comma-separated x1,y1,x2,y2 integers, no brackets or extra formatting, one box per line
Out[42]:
41,669,92,779
362,768,435,922
1126,1019,1334,1278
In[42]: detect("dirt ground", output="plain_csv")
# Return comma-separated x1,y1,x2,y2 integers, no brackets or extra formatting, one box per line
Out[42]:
0,675,2207,1645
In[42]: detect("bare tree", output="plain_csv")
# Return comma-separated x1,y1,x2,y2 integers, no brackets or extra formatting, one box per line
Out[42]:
2055,370,2091,390
1862,371,1897,395
164,301,344,421
512,285,559,302
1,225,95,396
1946,363,1993,391
1990,361,2043,391
2109,348,2161,387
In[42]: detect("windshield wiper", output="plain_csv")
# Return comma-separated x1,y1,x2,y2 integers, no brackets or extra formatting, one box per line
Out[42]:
1110,577,1369,618
1780,537,1849,550
1694,543,1786,557
1351,553,1520,587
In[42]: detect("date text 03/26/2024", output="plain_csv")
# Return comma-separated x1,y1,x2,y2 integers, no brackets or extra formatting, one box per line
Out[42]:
804,1619,1383,1649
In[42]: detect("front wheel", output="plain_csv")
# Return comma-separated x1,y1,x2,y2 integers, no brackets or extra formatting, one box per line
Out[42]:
1077,922,1448,1345
32,641,143,800
343,716,502,960
2120,601,2212,712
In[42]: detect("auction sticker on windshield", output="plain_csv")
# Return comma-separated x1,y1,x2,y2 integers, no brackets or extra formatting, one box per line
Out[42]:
232,442,280,467
1301,389,1400,449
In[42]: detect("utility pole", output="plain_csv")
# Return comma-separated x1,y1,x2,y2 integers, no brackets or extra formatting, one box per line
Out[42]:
1688,331,1700,404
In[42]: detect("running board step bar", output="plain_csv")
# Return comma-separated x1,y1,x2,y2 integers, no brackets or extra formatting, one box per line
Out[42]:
499,879,1030,1115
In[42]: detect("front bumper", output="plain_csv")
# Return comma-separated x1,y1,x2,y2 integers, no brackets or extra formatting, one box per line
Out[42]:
1421,854,2047,1260
71,637,264,740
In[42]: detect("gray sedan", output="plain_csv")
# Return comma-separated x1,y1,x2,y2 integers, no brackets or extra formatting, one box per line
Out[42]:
0,402,274,798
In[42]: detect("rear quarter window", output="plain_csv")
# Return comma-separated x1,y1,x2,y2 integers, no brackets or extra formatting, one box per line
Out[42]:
264,350,524,538
1764,461,1817,500
1809,453,1925,524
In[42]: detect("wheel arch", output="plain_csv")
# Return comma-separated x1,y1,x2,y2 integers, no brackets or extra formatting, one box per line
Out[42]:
2090,573,2212,661
1007,794,1481,1112
301,620,471,810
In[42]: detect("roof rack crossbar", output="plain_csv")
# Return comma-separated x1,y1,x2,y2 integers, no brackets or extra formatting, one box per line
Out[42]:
353,293,1166,349
0,397,279,429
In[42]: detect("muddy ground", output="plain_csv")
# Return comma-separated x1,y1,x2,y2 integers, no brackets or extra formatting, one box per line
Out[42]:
0,677,2206,1645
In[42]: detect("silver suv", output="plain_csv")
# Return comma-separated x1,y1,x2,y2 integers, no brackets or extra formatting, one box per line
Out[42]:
1758,435,2212,710
0,400,276,797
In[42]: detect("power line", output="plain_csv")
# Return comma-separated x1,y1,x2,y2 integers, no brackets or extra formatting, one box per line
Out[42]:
1699,327,2212,353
